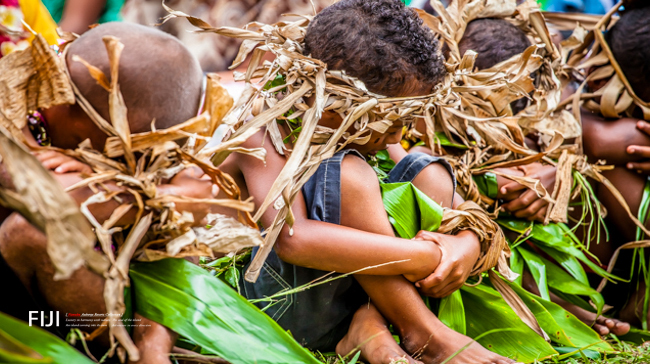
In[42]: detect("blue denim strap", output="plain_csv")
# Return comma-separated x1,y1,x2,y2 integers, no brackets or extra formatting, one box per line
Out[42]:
386,152,457,204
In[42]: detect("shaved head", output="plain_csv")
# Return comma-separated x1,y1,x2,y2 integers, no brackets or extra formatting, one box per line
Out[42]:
65,22,203,135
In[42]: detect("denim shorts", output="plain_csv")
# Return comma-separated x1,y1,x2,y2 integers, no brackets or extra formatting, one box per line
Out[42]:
242,150,455,351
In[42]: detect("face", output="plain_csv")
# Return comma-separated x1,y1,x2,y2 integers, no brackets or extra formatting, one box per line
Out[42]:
346,81,432,156
350,123,404,156
41,104,109,150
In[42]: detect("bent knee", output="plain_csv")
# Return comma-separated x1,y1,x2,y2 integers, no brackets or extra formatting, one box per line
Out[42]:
412,161,455,208
0,213,46,284
0,213,49,262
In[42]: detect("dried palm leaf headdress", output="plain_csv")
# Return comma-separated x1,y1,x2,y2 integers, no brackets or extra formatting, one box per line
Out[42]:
0,32,260,361
564,1,650,120
412,0,606,227
161,1,523,284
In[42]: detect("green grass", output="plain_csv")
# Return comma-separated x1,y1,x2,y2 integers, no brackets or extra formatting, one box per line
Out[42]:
315,340,650,364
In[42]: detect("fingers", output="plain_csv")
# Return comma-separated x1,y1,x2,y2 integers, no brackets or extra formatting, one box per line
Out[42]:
33,150,60,162
39,156,70,171
531,205,547,223
626,145,650,159
626,161,650,174
416,261,465,298
637,120,650,135
512,198,548,220
499,181,527,200
414,230,440,243
415,262,448,290
431,278,465,298
501,189,539,212
54,161,92,174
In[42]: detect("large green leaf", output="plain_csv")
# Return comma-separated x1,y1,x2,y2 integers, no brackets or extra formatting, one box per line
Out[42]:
0,312,94,364
438,290,466,335
510,247,524,286
381,182,443,239
473,172,499,199
130,258,321,364
535,245,589,286
506,282,611,351
541,254,604,317
461,284,557,362
499,219,618,281
518,247,550,301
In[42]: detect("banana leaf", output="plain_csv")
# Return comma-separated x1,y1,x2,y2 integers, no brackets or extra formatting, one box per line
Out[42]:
129,258,321,364
460,284,557,362
510,247,525,286
0,312,94,364
433,131,469,150
499,219,618,282
506,281,611,351
438,290,466,335
381,182,443,239
515,245,605,317
518,247,551,301
474,172,499,199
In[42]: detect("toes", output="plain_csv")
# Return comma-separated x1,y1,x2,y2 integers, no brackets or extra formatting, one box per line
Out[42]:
602,318,631,335
594,324,610,336
613,321,631,335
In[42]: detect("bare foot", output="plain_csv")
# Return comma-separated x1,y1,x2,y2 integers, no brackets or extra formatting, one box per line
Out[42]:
565,303,630,336
337,304,423,364
402,324,516,364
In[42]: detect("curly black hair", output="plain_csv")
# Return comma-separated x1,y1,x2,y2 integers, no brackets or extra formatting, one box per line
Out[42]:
458,18,531,71
608,6,650,102
304,0,445,97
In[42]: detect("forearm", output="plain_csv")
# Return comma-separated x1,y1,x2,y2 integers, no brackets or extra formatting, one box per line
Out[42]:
275,219,441,281
58,0,106,34
582,111,650,165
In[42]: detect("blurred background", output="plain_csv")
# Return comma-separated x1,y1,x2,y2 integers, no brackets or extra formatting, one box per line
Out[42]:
38,0,618,72
0,0,616,99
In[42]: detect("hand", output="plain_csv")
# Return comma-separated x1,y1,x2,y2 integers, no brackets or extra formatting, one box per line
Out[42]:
413,230,480,298
158,166,219,225
34,150,93,174
500,163,556,222
626,121,650,173
494,167,525,200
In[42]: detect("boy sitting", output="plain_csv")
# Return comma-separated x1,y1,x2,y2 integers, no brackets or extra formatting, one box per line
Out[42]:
391,15,632,336
0,22,216,364
217,1,515,363
581,3,650,329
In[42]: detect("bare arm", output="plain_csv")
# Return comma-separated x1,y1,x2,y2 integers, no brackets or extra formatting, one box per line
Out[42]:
582,110,650,165
58,0,107,34
236,131,442,281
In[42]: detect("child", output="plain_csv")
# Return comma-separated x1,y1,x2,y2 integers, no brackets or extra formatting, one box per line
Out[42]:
580,4,650,328
393,14,632,337
0,22,216,364
217,1,516,363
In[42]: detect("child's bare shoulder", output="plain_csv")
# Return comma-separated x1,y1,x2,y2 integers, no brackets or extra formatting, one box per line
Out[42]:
340,154,380,197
